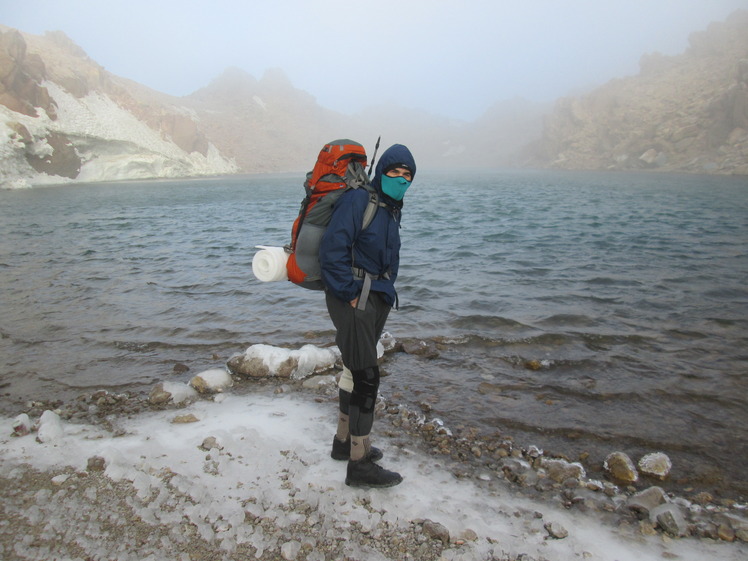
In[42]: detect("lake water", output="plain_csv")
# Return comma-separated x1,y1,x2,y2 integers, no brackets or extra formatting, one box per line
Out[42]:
1,170,747,498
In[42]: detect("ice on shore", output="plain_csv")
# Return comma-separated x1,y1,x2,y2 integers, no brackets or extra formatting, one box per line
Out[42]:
2,390,746,561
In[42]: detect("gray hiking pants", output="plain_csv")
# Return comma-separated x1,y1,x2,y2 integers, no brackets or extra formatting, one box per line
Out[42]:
326,290,391,437
325,290,390,372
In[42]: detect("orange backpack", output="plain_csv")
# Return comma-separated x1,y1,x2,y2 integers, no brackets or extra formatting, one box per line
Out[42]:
286,139,380,290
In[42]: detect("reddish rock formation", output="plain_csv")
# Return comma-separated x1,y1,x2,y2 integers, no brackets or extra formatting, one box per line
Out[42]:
0,29,56,119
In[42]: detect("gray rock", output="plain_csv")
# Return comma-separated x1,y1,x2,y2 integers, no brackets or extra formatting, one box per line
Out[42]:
199,436,223,451
500,458,535,486
517,469,539,488
713,512,748,542
87,456,106,471
422,519,450,544
627,486,667,518
569,488,613,512
148,383,172,405
280,540,301,560
650,504,689,537
541,458,586,483
544,521,569,539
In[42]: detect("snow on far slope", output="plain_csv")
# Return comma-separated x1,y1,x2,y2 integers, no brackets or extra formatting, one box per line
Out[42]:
0,81,237,189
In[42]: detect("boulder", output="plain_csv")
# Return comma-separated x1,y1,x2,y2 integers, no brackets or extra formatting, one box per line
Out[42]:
626,486,667,517
638,452,672,480
227,344,338,380
650,504,689,537
36,410,64,443
604,451,639,484
189,368,233,394
541,458,586,483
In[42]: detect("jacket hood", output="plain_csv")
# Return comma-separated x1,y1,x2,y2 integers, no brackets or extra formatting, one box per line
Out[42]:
372,144,416,193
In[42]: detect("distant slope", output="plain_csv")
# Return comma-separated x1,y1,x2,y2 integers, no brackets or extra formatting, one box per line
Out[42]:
523,10,748,175
0,25,550,187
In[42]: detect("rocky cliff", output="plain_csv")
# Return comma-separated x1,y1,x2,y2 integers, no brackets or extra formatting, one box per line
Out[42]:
525,10,748,175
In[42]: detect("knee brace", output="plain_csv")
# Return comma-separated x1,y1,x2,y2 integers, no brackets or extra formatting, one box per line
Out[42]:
350,367,380,414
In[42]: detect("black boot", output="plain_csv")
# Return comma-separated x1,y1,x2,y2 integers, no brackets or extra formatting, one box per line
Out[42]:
331,436,383,462
345,456,402,488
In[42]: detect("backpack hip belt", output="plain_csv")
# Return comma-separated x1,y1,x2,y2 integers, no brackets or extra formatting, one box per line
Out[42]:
352,267,390,311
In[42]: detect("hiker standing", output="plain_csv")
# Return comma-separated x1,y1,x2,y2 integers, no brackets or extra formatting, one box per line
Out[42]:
321,143,416,488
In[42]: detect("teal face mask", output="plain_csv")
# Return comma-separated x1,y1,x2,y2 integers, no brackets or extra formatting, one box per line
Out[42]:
381,174,411,201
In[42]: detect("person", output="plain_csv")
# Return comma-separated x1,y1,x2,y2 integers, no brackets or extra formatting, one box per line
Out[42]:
319,143,416,488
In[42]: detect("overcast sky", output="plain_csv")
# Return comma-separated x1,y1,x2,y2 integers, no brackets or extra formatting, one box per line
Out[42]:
2,0,747,121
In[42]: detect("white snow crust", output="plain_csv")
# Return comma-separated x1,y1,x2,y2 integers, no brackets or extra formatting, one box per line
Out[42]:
2,388,746,561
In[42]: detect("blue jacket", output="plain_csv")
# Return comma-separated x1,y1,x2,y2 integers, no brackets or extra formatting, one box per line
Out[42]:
319,144,416,306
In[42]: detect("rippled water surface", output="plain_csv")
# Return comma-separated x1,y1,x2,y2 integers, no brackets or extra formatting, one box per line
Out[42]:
1,171,747,497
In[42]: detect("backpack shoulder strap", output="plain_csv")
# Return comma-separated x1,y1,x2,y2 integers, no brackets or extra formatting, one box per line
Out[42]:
362,188,387,230
362,190,378,230
344,162,385,231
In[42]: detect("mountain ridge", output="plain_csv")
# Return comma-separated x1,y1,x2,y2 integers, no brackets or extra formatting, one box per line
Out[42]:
1,12,747,187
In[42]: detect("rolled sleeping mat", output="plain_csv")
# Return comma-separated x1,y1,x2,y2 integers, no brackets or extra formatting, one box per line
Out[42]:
252,246,289,282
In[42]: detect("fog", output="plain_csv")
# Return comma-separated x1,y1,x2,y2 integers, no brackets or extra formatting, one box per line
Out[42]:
2,0,747,120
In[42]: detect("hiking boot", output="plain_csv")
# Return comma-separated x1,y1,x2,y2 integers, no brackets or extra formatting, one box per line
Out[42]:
346,456,402,488
331,436,383,462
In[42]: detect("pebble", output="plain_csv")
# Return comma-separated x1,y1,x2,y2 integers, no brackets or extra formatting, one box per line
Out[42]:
171,413,199,424
199,436,223,451
51,474,70,486
87,456,106,471
422,520,450,545
11,413,31,436
544,521,569,539
718,525,736,542
280,540,302,560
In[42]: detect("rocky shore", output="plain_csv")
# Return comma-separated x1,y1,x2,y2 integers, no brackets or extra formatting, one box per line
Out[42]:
2,357,747,561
